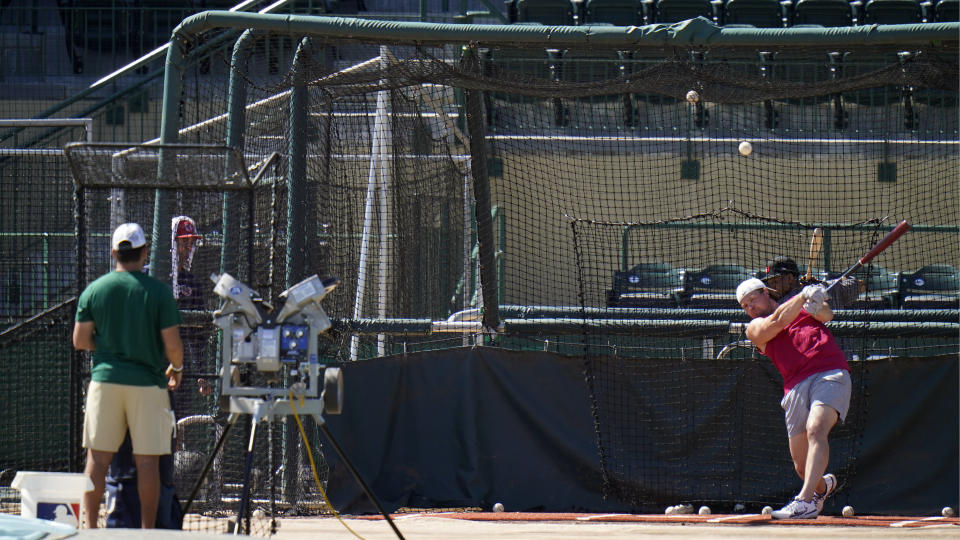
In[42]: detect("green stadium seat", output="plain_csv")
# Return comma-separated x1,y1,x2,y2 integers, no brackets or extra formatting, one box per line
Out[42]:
139,1,197,49
791,0,854,25
61,0,135,52
913,87,959,108
198,0,246,7
514,0,577,24
553,47,629,82
479,44,565,126
583,0,649,24
318,0,366,13
480,44,557,89
896,264,960,309
723,0,787,26
654,0,717,22
609,262,682,307
861,0,924,23
675,264,754,308
934,0,959,20
845,265,898,309
622,51,684,106
552,47,634,127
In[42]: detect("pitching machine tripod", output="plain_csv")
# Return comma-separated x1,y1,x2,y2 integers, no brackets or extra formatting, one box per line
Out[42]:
180,273,403,538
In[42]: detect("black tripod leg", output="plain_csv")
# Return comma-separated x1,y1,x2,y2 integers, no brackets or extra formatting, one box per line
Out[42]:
317,420,405,540
182,417,235,515
236,419,260,535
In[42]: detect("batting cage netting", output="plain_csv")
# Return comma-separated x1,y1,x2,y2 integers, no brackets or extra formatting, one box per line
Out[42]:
2,13,958,532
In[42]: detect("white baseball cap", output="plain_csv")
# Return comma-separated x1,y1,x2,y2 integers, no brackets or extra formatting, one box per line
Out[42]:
736,277,770,304
112,223,147,251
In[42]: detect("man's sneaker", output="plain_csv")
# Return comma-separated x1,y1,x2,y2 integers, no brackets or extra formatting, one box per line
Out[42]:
771,497,819,520
813,473,838,513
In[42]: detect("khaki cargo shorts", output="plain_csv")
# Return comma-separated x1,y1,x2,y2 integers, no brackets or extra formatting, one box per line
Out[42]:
82,381,174,455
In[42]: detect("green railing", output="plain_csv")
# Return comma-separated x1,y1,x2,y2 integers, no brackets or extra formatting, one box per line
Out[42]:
0,1,302,141
0,232,108,322
0,0,489,150
621,222,960,273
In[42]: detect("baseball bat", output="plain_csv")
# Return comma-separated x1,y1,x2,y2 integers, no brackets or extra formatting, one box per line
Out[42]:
826,220,911,292
805,228,823,282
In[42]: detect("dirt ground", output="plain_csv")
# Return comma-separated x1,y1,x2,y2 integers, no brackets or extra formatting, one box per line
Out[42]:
271,512,960,540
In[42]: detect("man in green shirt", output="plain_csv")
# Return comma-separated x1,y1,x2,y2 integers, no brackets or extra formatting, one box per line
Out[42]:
73,223,184,528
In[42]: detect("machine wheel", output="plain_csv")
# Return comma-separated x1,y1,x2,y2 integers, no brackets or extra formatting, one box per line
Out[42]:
322,367,343,415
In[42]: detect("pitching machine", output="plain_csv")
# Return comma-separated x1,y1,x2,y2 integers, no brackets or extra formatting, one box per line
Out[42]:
181,273,403,537
182,272,343,533
212,272,343,415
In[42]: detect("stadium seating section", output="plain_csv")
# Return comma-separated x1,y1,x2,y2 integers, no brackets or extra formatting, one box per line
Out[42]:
846,265,898,309
504,0,949,25
609,263,959,309
934,0,959,20
6,0,948,80
513,0,577,24
582,0,648,25
791,0,855,26
609,263,683,307
675,264,755,308
654,0,719,23
896,264,960,309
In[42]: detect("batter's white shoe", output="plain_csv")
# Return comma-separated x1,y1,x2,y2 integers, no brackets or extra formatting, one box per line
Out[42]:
772,497,819,520
813,473,838,513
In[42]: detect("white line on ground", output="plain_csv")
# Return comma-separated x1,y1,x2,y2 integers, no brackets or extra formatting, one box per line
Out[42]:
890,516,945,527
575,514,630,521
708,514,759,522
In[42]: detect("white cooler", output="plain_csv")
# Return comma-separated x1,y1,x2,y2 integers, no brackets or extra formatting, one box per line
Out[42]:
11,471,93,527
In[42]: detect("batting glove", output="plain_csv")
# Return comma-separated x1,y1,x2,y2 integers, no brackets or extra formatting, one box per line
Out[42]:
803,298,826,316
802,284,827,305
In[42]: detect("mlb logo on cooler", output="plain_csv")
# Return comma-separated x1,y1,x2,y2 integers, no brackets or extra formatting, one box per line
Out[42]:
11,471,92,528
37,502,80,527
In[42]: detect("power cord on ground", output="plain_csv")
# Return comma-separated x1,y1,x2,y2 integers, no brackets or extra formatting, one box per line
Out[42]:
289,390,367,540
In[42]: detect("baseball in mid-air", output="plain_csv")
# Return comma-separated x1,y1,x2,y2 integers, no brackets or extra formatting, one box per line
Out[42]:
493,502,505,513
761,506,773,515
738,141,753,156
943,506,956,517
842,505,855,517
686,89,700,104
698,506,711,515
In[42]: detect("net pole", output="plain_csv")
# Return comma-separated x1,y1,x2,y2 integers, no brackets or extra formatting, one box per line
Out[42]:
71,178,86,471
377,47,393,358
222,29,256,277
286,37,312,287
282,36,314,510
107,145,127,248
154,35,190,283
462,166,473,346
413,84,475,333
350,54,387,361
462,50,499,332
